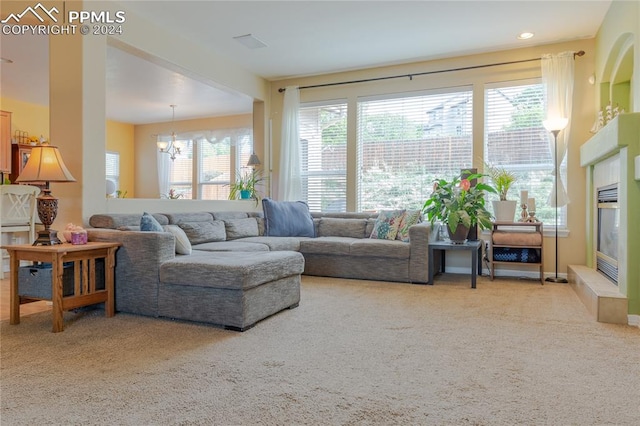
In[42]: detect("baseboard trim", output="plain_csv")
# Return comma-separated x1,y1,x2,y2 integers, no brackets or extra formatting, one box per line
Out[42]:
628,315,640,328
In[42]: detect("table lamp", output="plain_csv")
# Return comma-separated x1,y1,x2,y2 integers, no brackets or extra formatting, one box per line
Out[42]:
16,142,76,245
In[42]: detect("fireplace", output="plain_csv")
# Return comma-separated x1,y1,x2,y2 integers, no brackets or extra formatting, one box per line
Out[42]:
597,183,619,284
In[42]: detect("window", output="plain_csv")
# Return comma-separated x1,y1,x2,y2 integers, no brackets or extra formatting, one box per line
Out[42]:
168,139,193,199
197,132,253,200
199,137,229,200
357,88,473,211
299,102,347,212
484,81,566,227
105,151,119,191
166,128,253,200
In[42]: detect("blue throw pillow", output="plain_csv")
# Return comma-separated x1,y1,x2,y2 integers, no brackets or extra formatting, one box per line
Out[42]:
262,198,315,237
140,212,163,232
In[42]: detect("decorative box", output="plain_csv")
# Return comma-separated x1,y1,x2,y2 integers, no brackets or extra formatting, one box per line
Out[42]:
71,230,88,245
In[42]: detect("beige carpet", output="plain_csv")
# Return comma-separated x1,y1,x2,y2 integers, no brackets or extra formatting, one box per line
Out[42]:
1,275,639,425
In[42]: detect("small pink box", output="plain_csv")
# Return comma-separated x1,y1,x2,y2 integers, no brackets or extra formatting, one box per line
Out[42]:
70,231,88,245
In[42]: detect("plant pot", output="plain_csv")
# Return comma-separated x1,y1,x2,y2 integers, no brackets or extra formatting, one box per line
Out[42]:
492,200,517,222
447,223,470,244
240,190,251,199
467,224,478,241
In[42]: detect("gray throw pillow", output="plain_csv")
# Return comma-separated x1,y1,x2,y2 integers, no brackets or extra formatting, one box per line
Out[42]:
224,218,259,240
140,212,163,232
262,198,315,237
178,221,226,244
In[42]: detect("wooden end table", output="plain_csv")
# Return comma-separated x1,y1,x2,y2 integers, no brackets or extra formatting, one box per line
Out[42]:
428,239,483,288
3,242,121,332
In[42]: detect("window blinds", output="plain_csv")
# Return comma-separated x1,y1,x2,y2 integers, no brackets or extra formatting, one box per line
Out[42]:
199,137,230,200
105,151,120,191
357,87,473,211
299,102,348,212
484,81,566,227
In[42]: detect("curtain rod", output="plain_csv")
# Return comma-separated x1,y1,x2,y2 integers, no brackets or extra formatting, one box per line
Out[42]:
278,50,585,93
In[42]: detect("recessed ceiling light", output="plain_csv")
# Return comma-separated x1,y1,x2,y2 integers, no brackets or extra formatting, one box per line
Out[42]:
517,32,534,40
233,34,267,49
1,57,14,64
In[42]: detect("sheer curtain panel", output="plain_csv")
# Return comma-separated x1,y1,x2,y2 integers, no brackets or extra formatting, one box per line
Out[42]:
279,86,302,201
541,51,574,208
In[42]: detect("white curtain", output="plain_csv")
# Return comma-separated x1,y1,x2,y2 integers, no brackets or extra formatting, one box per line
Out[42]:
542,51,574,207
278,86,302,201
157,150,171,198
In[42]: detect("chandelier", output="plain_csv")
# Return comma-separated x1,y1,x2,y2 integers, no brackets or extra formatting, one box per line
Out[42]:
157,104,183,161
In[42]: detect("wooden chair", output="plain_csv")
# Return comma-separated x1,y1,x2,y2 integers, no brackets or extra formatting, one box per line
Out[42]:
0,185,41,279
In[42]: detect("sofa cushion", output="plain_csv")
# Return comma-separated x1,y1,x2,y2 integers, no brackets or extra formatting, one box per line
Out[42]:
160,251,305,291
365,218,376,236
224,218,260,240
262,198,315,237
211,212,250,221
178,221,226,244
396,210,422,242
369,210,405,240
193,241,269,252
164,212,214,225
350,239,410,259
299,237,354,255
235,236,307,251
90,213,168,229
492,231,542,246
163,225,192,255
318,218,367,238
141,212,164,232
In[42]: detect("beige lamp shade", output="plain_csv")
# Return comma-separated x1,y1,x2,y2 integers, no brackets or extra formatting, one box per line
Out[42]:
16,144,76,183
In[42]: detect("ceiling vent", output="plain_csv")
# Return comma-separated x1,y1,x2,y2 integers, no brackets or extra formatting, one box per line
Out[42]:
233,34,267,49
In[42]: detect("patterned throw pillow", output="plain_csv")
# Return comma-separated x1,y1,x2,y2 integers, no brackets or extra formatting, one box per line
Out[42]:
140,212,163,232
369,209,405,240
395,210,422,242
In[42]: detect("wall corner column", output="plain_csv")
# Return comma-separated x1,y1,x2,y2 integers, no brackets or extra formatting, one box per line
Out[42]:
49,22,107,228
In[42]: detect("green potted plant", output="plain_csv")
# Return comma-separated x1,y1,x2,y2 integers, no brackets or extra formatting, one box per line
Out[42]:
422,171,496,243
228,169,264,204
485,163,517,222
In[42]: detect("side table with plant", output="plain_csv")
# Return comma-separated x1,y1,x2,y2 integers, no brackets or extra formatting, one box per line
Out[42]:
423,171,496,243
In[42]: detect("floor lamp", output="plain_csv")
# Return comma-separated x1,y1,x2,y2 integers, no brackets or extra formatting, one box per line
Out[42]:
543,118,568,283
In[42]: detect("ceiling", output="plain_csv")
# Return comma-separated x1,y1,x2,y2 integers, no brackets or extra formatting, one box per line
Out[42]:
0,1,612,124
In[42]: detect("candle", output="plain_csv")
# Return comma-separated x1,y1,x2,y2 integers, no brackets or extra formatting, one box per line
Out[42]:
528,197,535,212
520,190,528,205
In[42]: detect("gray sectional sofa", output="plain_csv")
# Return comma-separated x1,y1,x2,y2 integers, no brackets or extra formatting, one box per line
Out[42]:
87,210,436,330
